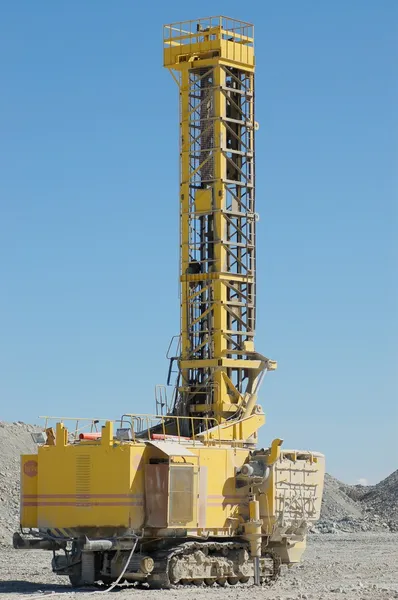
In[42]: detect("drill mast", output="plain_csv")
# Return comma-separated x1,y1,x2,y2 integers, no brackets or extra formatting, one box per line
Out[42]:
164,17,275,432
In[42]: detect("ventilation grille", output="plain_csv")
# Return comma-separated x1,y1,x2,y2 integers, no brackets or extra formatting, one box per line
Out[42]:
76,455,91,504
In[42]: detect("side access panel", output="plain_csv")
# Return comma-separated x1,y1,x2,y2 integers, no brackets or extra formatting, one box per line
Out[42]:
144,463,198,528
145,464,168,527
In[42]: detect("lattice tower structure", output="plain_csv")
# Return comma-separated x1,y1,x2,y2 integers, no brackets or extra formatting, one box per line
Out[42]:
164,17,262,430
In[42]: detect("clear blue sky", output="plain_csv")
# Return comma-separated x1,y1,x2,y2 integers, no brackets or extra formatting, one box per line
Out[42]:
0,1,396,485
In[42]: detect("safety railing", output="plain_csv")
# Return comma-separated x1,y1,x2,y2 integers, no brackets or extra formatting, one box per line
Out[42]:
39,416,113,441
120,413,221,446
163,16,254,48
38,414,222,447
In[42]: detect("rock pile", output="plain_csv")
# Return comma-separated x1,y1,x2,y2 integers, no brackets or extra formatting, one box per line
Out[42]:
361,469,398,525
313,472,398,533
0,421,37,546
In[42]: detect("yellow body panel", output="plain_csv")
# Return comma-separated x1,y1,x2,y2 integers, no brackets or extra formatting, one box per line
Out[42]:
33,444,145,530
20,454,38,528
22,435,251,533
20,420,325,547
198,413,265,442
195,188,212,213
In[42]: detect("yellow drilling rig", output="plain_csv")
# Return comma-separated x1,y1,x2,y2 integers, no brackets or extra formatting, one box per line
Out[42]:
14,16,325,588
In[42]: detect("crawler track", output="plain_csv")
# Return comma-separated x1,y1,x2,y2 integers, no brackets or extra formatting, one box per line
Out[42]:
147,540,281,588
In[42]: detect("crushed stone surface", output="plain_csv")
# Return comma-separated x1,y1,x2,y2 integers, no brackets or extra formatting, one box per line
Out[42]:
0,534,397,599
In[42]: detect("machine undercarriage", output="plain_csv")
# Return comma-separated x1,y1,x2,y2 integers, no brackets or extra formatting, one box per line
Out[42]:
46,538,281,588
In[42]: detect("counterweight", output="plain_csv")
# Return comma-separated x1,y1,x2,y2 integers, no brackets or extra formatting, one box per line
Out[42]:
164,17,276,430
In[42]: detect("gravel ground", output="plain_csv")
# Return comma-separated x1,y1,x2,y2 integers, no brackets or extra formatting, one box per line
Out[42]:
0,534,397,600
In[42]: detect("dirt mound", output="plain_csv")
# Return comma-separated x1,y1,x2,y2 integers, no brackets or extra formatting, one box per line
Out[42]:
0,421,37,546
